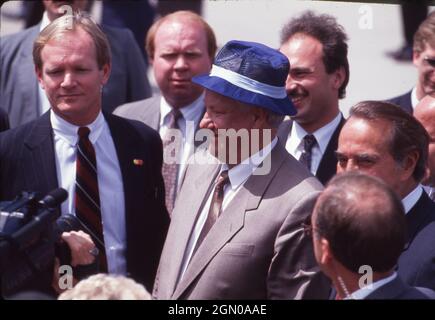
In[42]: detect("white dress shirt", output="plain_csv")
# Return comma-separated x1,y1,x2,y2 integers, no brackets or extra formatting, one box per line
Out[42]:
51,110,127,275
285,113,342,175
178,137,278,282
402,185,424,214
348,272,398,300
159,94,204,190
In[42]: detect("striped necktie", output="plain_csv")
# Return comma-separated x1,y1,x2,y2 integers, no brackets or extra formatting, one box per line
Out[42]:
75,126,107,272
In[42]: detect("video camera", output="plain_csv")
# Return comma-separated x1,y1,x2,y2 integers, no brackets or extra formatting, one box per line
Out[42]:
0,188,67,297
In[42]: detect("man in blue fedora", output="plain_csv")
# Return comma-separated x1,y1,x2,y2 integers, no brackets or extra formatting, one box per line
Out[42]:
154,40,331,299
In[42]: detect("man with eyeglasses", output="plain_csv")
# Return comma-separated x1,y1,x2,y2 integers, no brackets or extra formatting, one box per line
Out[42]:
387,11,435,114
336,100,435,291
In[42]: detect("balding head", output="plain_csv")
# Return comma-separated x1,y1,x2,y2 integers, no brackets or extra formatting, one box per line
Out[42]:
312,171,406,274
415,95,435,187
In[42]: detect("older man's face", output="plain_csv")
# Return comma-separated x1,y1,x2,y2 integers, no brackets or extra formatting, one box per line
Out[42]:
202,91,265,165
336,118,409,198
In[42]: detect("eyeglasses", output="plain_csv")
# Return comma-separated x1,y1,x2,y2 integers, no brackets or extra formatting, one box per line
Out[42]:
424,56,435,68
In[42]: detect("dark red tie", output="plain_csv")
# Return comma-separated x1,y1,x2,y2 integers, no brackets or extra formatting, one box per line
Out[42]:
75,126,107,272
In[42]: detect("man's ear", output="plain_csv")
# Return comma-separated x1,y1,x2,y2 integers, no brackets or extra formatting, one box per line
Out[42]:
319,238,333,266
331,66,346,91
253,108,269,128
400,149,420,181
101,63,111,85
413,50,421,67
35,66,45,89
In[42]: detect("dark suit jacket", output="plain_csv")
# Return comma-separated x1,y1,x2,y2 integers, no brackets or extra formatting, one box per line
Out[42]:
0,112,169,293
387,90,413,114
276,115,345,185
0,24,151,128
365,276,435,300
398,192,435,290
0,108,9,132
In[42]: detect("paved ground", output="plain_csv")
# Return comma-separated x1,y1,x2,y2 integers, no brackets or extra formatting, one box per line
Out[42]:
2,0,432,115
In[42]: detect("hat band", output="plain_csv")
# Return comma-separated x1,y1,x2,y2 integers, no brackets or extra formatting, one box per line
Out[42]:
210,65,287,99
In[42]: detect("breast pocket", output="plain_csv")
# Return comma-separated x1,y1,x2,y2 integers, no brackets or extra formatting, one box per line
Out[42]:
221,243,255,256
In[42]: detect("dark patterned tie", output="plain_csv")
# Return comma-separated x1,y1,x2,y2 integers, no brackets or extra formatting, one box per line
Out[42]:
161,108,183,214
193,170,229,255
75,127,107,272
299,134,317,171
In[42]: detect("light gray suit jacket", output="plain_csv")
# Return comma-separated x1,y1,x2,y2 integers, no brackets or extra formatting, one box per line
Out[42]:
113,96,161,130
154,142,331,299
0,24,151,128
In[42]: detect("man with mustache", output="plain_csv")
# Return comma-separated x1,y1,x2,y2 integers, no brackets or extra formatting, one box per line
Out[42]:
387,11,435,114
114,11,217,215
277,11,349,185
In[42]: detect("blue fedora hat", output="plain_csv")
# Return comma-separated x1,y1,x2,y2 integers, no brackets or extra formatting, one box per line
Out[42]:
192,40,296,116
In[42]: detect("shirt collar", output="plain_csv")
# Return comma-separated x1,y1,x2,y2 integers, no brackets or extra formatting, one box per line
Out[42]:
159,93,205,127
349,272,397,300
222,137,278,191
40,11,51,31
50,110,106,146
290,113,342,154
402,185,424,214
411,87,419,110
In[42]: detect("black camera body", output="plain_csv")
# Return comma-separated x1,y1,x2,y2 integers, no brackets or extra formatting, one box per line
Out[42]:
0,189,65,298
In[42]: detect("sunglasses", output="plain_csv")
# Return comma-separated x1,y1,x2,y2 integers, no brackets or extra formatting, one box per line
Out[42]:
424,57,435,68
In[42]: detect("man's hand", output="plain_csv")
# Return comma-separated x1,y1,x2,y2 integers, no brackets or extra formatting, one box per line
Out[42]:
61,230,97,266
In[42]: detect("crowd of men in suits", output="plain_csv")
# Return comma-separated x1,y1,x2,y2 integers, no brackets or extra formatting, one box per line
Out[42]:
0,0,434,300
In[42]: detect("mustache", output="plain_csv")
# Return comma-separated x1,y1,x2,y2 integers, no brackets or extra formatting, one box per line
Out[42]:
288,87,308,99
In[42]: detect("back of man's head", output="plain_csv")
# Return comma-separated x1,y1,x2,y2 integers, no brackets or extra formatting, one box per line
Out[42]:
313,171,407,273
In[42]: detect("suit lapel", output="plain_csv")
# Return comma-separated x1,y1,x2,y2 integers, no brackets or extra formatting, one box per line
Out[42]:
276,119,292,145
163,161,220,296
172,143,287,299
404,192,435,250
104,113,147,267
23,112,58,193
316,115,345,185
141,96,161,130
